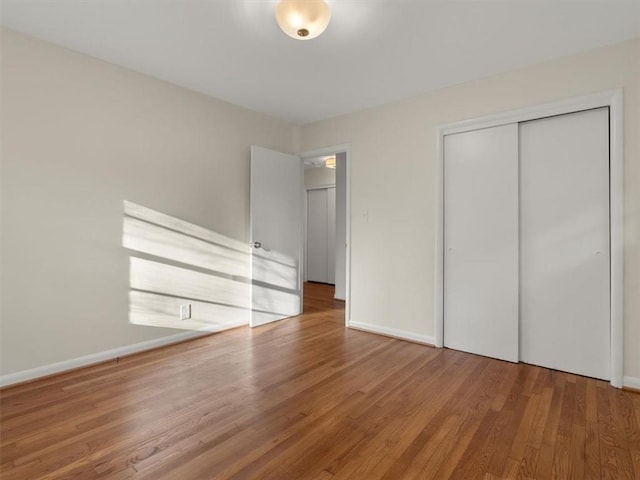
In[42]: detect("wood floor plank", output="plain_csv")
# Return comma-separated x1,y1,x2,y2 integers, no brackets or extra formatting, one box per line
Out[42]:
330,361,480,479
499,380,543,477
517,445,540,480
322,353,470,478
534,372,567,479
585,378,602,479
1,282,638,479
428,362,515,480
550,379,576,478
608,385,637,479
597,381,620,479
378,358,500,480
630,394,640,478
568,376,586,480
485,366,534,477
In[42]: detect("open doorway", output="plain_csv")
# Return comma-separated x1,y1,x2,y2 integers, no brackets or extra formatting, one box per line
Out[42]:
300,148,349,324
248,144,349,328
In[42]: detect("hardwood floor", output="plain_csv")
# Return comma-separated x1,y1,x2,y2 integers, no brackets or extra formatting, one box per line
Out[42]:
1,282,639,479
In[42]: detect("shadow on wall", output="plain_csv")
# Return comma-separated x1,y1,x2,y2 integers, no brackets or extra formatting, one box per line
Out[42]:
122,201,300,332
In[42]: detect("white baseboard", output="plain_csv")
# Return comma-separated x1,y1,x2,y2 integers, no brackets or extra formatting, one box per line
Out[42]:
348,321,435,346
0,322,246,388
623,376,640,390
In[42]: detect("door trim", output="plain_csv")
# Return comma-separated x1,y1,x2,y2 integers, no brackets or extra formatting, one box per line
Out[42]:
299,144,351,326
434,89,624,388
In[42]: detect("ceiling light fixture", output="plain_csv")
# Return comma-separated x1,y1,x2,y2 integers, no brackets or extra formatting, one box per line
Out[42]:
325,156,336,168
275,0,331,40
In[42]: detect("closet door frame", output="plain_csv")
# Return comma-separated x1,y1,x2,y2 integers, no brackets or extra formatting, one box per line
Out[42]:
434,89,624,388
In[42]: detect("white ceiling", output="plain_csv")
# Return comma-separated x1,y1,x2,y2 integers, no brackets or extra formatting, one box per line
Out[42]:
1,0,639,124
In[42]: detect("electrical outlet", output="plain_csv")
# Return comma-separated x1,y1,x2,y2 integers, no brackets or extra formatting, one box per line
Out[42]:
180,304,191,320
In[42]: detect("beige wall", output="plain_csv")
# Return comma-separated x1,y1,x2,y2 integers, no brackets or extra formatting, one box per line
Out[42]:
300,38,640,381
0,28,296,376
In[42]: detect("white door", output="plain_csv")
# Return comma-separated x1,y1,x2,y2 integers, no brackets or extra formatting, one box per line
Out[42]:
306,187,336,284
444,124,520,362
519,108,610,380
327,187,336,284
307,188,329,283
250,146,302,327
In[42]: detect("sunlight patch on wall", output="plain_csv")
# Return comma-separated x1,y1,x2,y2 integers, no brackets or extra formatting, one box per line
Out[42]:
123,201,251,278
123,201,251,332
123,201,301,332
252,252,297,290
250,243,300,326
129,290,248,331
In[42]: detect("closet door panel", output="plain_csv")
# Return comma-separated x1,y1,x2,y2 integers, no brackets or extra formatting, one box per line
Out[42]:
519,108,610,380
444,124,519,362
307,189,328,283
327,187,336,285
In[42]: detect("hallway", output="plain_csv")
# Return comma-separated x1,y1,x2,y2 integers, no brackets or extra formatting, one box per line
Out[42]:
303,281,345,321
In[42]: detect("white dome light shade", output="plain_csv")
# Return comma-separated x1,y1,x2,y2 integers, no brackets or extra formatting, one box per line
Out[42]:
275,0,331,40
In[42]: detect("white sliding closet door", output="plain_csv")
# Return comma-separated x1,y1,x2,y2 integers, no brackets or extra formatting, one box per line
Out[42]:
444,124,519,362
307,189,328,283
326,187,336,284
306,187,336,284
519,108,610,380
